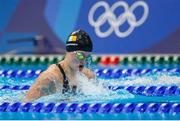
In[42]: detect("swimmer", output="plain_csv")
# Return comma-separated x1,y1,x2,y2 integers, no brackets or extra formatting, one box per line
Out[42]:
24,29,95,102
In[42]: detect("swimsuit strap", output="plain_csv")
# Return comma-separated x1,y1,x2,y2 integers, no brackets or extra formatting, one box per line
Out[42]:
56,63,70,93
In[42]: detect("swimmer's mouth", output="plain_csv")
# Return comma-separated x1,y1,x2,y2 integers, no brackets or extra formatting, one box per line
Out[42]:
79,65,84,71
79,65,84,68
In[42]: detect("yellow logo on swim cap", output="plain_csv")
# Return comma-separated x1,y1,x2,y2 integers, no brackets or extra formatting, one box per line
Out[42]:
69,35,77,42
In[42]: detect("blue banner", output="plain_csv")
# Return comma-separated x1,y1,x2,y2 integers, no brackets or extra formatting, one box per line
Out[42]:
0,0,180,54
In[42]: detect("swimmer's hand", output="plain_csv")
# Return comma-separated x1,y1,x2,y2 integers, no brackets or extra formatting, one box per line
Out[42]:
81,67,95,79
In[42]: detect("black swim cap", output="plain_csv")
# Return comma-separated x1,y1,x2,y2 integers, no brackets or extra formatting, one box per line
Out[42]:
66,29,93,52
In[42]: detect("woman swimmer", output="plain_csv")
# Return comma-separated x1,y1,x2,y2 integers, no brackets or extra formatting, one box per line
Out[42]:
24,29,95,102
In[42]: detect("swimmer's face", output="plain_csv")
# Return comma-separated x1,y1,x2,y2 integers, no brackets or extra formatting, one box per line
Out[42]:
66,51,91,70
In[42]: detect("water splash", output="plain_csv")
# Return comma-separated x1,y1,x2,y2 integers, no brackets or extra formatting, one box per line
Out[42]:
35,71,134,103
0,90,27,103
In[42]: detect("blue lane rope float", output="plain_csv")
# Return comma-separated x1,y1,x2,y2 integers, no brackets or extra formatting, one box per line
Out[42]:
0,85,179,96
0,85,30,90
108,85,180,96
0,68,179,78
0,69,43,78
95,68,180,78
0,102,179,114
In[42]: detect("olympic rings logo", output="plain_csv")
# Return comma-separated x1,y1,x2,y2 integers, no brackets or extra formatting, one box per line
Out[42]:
88,1,149,38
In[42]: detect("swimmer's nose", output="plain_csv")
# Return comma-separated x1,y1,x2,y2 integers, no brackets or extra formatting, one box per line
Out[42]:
79,61,85,65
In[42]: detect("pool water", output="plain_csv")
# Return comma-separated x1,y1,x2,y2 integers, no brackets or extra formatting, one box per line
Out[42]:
0,72,180,103
0,55,180,120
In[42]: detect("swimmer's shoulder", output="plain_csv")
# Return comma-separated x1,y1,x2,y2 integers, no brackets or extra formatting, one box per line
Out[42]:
82,67,95,79
45,63,64,83
34,63,63,84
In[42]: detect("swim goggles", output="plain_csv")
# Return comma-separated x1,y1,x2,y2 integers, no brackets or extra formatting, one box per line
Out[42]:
75,51,91,61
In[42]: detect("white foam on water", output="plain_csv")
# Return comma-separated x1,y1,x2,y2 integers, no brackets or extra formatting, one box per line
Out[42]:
0,90,27,103
75,72,108,95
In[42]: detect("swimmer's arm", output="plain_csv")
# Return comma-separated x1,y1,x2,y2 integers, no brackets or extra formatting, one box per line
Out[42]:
24,71,56,102
82,68,95,79
39,80,56,95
